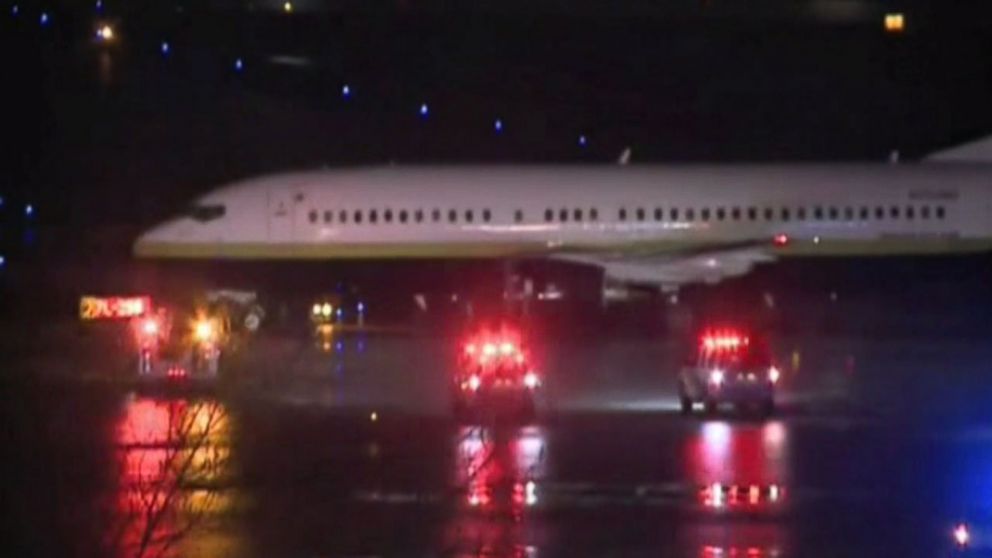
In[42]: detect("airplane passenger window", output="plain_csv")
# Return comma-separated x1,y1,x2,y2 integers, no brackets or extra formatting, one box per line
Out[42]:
731,207,741,220
636,208,645,221
414,209,424,223
339,210,348,224
545,209,553,222
763,208,773,221
384,209,393,222
590,208,599,221
828,207,838,219
813,207,823,219
936,206,946,219
483,209,491,222
399,210,408,223
921,206,931,219
686,208,695,221
781,208,790,221
716,208,725,220
906,206,915,219
701,208,711,221
449,209,458,223
747,207,757,220
432,209,441,222
189,204,226,222
370,210,379,223
889,206,900,219
654,207,663,221
308,210,318,224
559,208,568,222
619,208,627,221
574,208,583,221
859,207,869,220
514,209,523,223
465,210,474,223
875,206,885,219
797,207,807,220
324,210,333,223
354,210,363,224
670,208,679,221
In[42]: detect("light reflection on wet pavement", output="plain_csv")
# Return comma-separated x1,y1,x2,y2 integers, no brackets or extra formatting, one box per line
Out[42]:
7,332,992,557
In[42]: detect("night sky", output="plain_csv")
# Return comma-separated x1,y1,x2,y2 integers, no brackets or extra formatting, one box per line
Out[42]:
2,0,992,256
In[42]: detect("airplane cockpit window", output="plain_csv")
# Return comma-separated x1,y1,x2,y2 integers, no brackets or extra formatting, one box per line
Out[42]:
188,204,226,222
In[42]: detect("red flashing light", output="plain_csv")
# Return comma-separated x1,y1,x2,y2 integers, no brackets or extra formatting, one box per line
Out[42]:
701,330,749,352
773,233,789,247
166,367,187,379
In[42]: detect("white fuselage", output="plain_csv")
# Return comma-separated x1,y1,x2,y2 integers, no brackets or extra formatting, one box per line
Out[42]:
134,164,992,260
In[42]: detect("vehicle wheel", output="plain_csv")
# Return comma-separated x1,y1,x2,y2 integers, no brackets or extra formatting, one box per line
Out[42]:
761,399,775,417
679,396,693,415
704,399,718,415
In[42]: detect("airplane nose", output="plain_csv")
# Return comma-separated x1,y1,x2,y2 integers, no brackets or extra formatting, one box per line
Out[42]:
133,219,190,258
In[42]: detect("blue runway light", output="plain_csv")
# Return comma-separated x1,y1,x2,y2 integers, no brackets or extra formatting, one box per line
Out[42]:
341,84,351,98
160,41,170,55
578,134,588,147
0,255,5,268
419,103,429,118
494,118,503,133
11,4,18,16
234,58,244,72
25,204,34,217
336,307,343,318
357,302,365,313
39,11,48,25
95,0,102,10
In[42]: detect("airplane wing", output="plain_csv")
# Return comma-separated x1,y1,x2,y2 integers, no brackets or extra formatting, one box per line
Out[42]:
551,239,778,290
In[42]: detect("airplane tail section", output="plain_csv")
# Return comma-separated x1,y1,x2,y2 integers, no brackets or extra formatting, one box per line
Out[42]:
925,134,992,163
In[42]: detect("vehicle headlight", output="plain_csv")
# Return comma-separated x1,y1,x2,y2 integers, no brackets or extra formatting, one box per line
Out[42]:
468,375,481,391
194,320,214,342
709,369,725,385
768,366,781,384
523,372,540,389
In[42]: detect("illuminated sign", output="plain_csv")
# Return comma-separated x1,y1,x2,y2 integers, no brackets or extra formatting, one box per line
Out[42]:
79,296,150,320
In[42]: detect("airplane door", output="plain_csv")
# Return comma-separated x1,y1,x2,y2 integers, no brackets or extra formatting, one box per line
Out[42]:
268,188,295,242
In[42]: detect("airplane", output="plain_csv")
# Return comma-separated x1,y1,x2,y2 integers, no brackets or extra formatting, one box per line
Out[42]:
134,135,992,293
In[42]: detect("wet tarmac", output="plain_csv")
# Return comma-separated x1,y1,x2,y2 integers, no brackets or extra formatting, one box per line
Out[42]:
5,329,992,557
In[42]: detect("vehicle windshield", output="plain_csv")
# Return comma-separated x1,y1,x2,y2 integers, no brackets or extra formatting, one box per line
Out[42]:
188,204,226,222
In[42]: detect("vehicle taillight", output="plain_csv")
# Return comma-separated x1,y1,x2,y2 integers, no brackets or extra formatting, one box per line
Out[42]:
701,331,749,352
